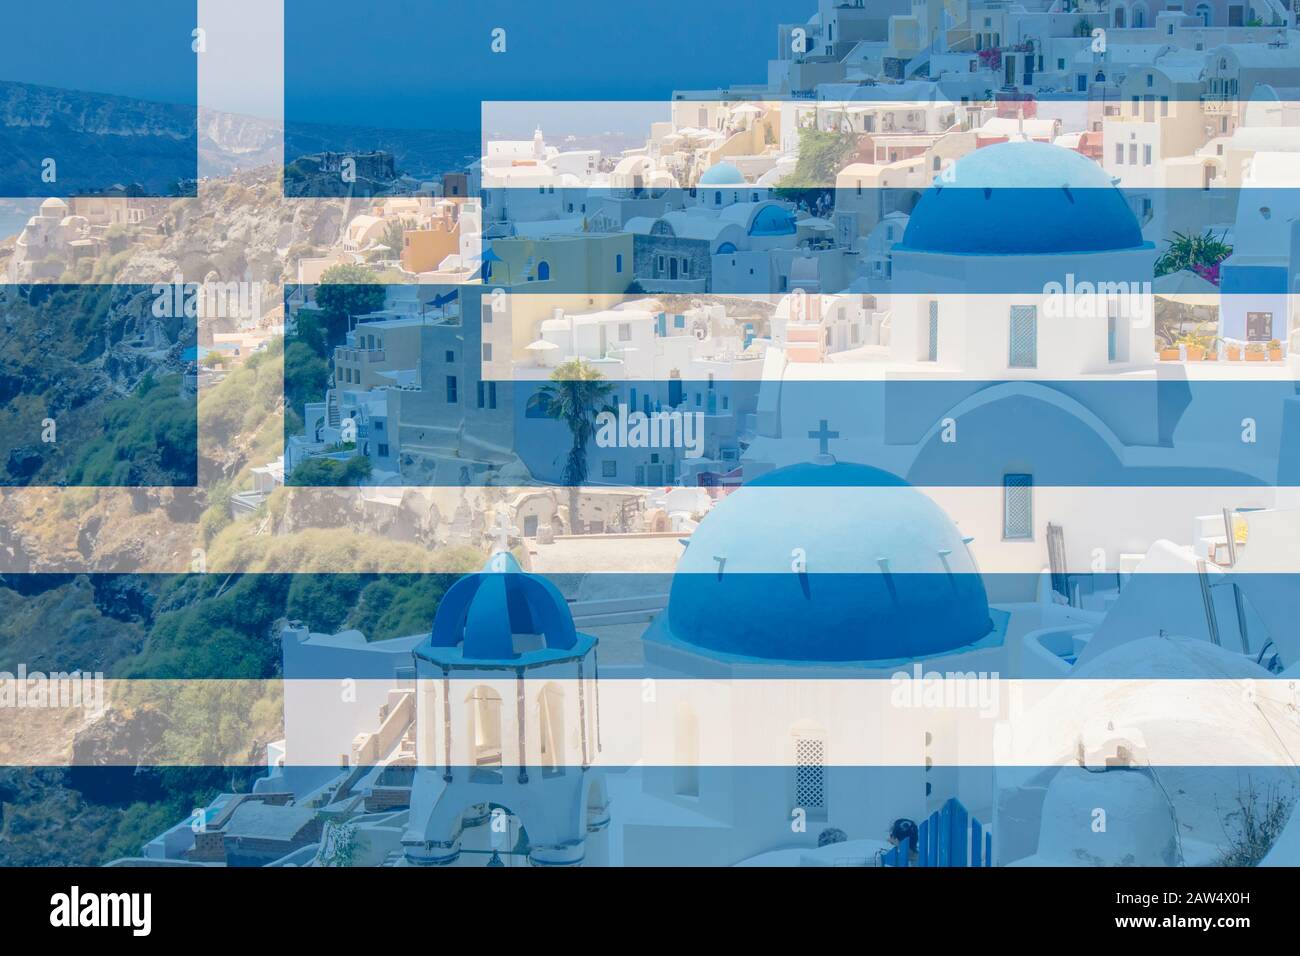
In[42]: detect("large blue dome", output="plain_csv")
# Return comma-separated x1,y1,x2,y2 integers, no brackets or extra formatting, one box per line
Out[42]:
898,141,1145,256
699,161,745,185
658,461,995,664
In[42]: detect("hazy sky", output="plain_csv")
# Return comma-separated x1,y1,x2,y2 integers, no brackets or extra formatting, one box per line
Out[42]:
0,0,283,117
0,0,197,104
284,0,812,132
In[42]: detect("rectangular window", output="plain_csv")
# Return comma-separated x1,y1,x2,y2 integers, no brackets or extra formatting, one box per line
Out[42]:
477,381,485,408
927,301,939,362
445,375,458,404
794,735,826,814
1108,313,1118,362
601,459,617,478
482,342,492,361
1129,143,1138,164
1160,96,1169,117
488,381,497,409
377,443,389,457
445,350,455,363
1003,474,1033,540
1008,306,1037,368
1115,143,1124,165
1143,145,1152,166
618,323,631,342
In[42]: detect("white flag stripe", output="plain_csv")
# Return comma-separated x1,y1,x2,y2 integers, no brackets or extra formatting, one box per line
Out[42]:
4,677,1297,767
1,485,1291,574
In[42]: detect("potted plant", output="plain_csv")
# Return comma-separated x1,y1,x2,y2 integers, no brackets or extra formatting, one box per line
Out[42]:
1178,324,1214,361
1226,341,1242,361
1203,337,1220,361
1245,342,1266,362
1158,342,1181,361
1268,339,1284,361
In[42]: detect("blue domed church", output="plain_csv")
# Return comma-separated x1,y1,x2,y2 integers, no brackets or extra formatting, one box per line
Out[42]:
613,452,1017,866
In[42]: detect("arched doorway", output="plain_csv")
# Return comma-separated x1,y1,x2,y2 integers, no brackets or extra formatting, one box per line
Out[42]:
538,682,566,777
466,685,503,781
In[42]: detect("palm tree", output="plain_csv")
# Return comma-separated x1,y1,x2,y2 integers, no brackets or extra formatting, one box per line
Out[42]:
1154,230,1233,282
537,359,615,534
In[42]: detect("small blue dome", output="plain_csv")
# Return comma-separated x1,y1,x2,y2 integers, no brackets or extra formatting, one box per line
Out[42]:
749,204,797,237
422,552,582,662
699,162,745,185
898,141,1144,256
658,461,995,663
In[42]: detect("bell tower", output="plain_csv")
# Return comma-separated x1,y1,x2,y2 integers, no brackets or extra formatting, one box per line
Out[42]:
403,549,609,865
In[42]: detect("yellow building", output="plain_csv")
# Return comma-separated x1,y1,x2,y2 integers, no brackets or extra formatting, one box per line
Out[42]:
479,232,635,374
402,221,460,273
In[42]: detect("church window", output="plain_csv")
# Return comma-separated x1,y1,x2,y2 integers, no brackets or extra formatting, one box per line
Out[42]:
673,701,700,797
1008,306,1037,368
1003,474,1034,541
927,301,939,362
793,730,827,816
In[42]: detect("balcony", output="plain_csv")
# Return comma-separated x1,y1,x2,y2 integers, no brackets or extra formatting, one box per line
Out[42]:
334,347,387,363
1200,93,1235,115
